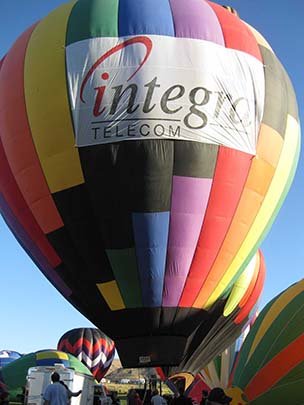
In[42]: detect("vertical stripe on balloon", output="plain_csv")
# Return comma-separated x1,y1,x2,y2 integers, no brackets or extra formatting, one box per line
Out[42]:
169,0,224,44
24,1,84,194
162,176,212,306
118,0,174,37
133,212,170,307
207,1,262,61
66,0,119,45
0,25,64,234
0,138,62,269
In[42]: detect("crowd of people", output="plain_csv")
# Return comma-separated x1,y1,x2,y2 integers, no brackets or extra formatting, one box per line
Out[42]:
126,386,232,405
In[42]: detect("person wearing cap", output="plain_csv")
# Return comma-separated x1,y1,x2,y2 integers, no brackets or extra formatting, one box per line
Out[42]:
206,388,232,405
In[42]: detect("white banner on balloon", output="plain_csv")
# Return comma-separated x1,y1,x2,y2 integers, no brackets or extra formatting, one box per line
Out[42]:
66,35,264,154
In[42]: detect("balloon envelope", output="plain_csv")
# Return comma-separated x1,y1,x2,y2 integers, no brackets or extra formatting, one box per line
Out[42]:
0,1,299,367
57,328,115,382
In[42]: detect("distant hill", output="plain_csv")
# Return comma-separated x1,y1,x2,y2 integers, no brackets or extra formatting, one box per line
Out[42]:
105,360,157,383
106,359,122,375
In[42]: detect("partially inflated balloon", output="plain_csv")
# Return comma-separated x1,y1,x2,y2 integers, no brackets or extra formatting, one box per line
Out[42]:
57,328,115,381
229,280,304,404
0,1,299,367
0,350,91,401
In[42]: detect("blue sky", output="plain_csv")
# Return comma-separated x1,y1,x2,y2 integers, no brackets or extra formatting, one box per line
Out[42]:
0,0,303,355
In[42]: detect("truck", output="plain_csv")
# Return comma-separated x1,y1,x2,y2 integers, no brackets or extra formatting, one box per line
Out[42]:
24,364,95,405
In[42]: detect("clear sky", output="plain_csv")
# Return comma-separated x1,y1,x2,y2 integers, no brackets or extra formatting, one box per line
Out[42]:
0,0,303,355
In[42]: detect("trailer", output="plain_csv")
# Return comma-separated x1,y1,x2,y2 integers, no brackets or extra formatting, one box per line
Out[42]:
25,364,95,405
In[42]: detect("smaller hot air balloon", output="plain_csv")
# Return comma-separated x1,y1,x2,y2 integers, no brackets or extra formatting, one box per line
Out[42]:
227,279,304,404
0,350,91,402
0,351,21,368
58,328,115,382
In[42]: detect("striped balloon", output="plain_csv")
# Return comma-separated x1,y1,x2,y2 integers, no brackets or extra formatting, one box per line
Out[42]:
228,280,304,404
58,328,115,381
0,1,299,367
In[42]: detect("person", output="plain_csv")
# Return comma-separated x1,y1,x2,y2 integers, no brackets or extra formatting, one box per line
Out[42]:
127,389,137,405
110,391,120,405
151,389,167,405
134,393,142,405
200,390,209,405
171,388,192,405
206,388,232,405
43,372,69,405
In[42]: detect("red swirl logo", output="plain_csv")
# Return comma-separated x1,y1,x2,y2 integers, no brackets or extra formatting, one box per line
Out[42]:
80,36,153,111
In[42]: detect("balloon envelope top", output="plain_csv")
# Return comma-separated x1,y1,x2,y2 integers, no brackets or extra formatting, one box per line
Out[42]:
0,1,300,367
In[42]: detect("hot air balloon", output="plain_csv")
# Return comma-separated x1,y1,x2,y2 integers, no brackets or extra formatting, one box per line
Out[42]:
0,351,22,369
0,1,299,367
226,279,304,405
57,328,115,382
0,350,91,402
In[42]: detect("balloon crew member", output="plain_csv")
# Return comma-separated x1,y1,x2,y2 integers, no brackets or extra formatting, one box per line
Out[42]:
43,372,69,405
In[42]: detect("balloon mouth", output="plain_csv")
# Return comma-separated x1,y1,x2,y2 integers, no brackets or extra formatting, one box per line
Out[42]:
115,335,188,368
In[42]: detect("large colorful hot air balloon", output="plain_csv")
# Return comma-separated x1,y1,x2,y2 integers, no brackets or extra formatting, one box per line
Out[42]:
0,1,299,367
226,279,304,405
57,328,115,382
0,350,91,402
